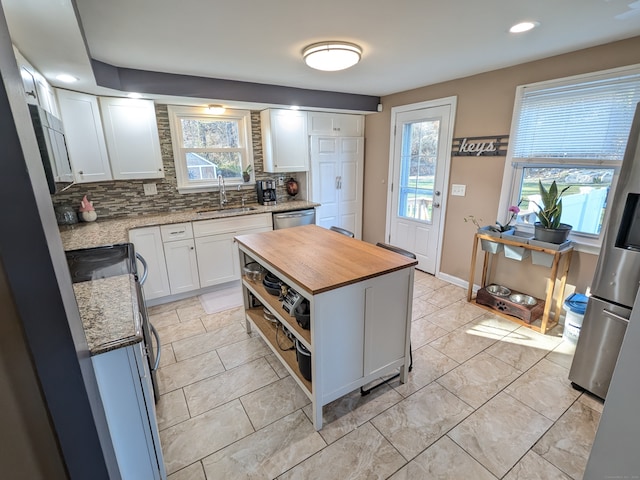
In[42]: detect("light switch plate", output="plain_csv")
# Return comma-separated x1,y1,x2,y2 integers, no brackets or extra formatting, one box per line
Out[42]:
451,184,466,196
143,183,158,195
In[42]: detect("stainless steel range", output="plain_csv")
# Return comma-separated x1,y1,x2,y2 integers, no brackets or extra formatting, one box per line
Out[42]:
65,243,161,401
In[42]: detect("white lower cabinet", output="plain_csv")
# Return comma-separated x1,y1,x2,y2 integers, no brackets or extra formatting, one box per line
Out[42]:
92,343,166,480
163,239,199,294
130,213,273,301
195,232,238,287
160,223,200,295
128,226,170,300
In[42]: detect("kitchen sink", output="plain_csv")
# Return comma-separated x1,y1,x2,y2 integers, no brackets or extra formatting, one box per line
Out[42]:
196,207,257,218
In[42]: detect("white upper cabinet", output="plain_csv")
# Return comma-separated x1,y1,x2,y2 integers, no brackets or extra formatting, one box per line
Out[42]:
56,89,113,183
307,112,364,137
14,46,59,116
261,109,309,172
99,97,164,180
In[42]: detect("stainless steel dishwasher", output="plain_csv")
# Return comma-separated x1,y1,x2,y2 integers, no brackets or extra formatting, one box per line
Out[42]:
273,208,316,229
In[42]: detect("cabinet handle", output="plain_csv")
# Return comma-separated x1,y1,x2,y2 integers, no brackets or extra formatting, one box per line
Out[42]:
78,170,84,175
26,90,37,98
603,309,630,324
170,230,185,235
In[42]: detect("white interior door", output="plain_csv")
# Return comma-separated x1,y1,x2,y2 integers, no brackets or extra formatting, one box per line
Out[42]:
311,136,364,238
387,99,455,273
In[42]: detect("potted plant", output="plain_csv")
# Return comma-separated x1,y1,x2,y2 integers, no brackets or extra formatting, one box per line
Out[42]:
242,165,253,183
465,203,521,254
531,180,572,244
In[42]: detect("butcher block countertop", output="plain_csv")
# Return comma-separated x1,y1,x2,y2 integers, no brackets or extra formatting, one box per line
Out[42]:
235,224,418,295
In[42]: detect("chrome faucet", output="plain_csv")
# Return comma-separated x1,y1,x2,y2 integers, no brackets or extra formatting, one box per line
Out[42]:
237,184,246,207
218,175,228,208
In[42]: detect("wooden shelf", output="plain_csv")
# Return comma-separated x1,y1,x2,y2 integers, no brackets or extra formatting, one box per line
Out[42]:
242,277,311,347
467,232,573,335
245,308,312,396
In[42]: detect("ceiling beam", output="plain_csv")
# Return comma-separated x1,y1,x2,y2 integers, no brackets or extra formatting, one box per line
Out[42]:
92,60,380,112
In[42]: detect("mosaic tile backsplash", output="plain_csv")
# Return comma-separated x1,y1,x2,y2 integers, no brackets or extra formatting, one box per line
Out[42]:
51,106,301,219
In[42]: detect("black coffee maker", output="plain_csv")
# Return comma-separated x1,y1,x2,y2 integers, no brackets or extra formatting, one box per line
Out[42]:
256,179,277,205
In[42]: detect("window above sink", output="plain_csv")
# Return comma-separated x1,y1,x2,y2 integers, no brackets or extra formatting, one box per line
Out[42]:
168,105,254,194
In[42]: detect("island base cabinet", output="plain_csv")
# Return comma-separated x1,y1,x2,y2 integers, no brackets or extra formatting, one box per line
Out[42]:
363,270,412,378
92,343,166,480
239,245,414,431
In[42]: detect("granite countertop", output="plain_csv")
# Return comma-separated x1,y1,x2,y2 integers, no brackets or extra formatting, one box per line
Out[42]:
73,274,142,355
60,200,319,250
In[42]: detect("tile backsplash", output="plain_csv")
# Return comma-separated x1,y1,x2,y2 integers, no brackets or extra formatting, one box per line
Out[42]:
51,105,301,219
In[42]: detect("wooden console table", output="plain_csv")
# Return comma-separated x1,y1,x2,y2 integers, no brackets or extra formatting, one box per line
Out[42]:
466,232,574,334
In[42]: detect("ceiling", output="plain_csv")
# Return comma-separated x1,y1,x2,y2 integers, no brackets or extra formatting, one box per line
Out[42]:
3,0,640,109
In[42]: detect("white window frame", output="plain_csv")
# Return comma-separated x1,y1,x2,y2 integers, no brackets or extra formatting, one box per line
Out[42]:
168,105,254,193
497,64,640,254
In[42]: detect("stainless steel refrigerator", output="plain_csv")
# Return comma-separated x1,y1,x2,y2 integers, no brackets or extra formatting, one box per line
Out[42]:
569,102,640,400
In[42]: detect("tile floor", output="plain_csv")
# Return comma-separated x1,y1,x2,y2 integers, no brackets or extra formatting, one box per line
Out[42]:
150,270,603,480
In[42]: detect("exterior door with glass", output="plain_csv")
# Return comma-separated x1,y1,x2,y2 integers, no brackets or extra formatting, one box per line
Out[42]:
387,100,455,273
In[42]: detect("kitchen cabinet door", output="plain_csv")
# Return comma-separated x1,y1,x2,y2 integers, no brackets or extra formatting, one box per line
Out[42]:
310,136,364,238
195,232,239,287
56,89,113,183
99,97,164,180
128,227,171,300
307,112,364,137
261,109,309,172
163,239,200,295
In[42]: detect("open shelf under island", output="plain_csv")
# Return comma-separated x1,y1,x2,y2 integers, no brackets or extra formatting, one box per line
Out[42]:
234,225,417,430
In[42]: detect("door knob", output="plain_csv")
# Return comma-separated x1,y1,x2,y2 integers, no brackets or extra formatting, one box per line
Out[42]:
435,191,441,196
433,202,441,208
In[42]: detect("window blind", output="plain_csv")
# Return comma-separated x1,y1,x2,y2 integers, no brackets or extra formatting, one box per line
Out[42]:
513,73,640,161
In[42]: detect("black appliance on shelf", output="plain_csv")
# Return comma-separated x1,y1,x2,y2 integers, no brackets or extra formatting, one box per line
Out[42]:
65,243,161,402
256,179,277,205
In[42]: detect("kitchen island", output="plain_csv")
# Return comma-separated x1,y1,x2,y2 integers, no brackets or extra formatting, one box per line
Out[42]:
235,225,417,430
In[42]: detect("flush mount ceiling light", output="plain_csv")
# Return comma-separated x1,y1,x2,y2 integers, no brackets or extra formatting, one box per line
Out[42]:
56,73,78,83
302,41,362,72
207,104,226,114
509,21,540,33
127,92,142,99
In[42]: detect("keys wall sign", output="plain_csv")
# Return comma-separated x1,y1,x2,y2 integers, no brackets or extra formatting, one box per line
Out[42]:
452,135,508,156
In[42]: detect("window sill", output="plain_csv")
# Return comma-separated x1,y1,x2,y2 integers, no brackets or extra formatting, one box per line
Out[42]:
514,224,601,255
177,183,247,194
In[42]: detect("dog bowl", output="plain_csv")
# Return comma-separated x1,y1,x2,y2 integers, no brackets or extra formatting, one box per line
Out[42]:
509,294,537,306
486,284,511,297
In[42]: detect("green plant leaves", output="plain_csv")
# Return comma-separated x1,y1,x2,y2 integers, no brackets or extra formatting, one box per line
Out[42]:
536,180,569,229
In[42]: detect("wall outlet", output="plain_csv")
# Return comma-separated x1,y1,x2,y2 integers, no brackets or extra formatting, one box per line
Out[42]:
451,184,466,196
143,183,158,195
278,176,284,186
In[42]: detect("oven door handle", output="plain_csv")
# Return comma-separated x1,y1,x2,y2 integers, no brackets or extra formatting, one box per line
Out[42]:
150,322,161,372
135,252,149,286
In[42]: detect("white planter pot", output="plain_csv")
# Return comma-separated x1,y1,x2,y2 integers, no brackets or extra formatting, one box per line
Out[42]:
504,231,533,261
529,239,572,267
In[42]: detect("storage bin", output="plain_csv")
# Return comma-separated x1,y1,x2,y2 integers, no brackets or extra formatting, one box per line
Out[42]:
562,293,588,344
295,339,312,381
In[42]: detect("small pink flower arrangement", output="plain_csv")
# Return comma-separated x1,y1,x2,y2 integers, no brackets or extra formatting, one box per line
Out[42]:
493,202,522,232
465,201,522,233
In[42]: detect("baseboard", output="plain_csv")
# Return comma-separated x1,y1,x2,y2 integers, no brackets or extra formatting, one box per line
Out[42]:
146,280,241,307
436,271,480,293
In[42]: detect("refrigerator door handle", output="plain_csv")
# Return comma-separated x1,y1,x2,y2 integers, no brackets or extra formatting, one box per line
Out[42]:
603,309,630,324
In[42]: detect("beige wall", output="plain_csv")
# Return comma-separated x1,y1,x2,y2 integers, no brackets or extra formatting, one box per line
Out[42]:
363,35,640,295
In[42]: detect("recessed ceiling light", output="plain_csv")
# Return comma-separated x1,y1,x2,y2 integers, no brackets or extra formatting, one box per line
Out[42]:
207,104,226,114
302,41,362,71
127,92,142,99
290,105,300,110
509,21,540,33
56,74,78,83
